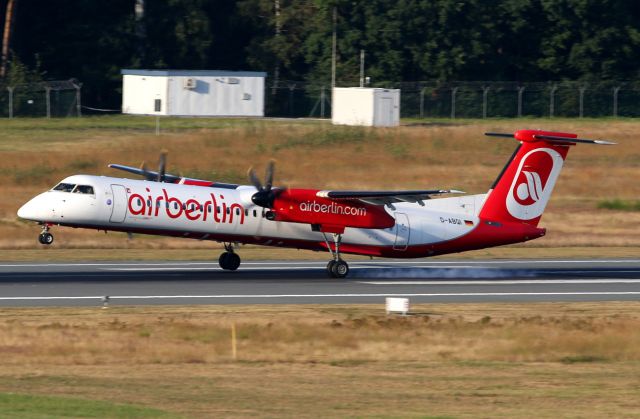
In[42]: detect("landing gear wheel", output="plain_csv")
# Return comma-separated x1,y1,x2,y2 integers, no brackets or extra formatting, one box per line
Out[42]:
38,232,53,245
326,260,336,275
329,260,349,278
219,252,241,271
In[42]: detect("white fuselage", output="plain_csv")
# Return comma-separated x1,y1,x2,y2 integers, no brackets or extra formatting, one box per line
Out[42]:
18,174,487,255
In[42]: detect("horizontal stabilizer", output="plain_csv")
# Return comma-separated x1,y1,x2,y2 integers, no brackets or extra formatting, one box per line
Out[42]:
485,131,616,145
531,134,616,145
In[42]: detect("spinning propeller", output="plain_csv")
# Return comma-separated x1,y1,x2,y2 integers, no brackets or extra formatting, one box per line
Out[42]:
140,150,169,182
248,160,282,208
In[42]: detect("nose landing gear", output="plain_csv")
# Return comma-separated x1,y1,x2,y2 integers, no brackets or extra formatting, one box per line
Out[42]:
219,243,241,271
38,225,54,245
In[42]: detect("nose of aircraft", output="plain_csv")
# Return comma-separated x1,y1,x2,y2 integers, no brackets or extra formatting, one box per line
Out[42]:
17,194,46,221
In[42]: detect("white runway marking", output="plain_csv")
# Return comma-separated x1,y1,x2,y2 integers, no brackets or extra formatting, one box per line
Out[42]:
2,291,640,301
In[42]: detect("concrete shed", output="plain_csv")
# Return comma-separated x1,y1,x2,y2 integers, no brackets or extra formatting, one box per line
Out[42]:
332,87,400,127
121,69,266,117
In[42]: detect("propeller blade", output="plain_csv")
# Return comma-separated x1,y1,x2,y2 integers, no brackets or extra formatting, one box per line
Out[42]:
249,160,279,209
264,160,275,191
140,161,155,182
248,167,263,191
158,150,167,182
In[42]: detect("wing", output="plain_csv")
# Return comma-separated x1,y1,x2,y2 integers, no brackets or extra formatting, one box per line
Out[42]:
316,189,464,207
108,164,182,183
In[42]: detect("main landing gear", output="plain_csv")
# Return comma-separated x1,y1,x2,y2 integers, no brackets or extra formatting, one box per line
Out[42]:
324,233,349,278
38,225,54,245
219,243,241,271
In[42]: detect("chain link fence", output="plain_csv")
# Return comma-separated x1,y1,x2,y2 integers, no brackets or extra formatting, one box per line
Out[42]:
265,80,640,119
0,80,81,118
4,78,636,119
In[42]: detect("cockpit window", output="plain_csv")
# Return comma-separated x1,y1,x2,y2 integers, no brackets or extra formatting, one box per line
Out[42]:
53,183,75,192
73,185,95,195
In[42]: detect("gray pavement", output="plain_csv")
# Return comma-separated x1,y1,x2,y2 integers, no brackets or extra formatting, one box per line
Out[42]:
0,259,639,306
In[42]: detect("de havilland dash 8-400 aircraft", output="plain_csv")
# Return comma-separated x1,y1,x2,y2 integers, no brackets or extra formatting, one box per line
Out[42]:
17,129,614,278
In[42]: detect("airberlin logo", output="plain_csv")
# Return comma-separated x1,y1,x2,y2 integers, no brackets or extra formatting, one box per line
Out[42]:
299,200,367,216
506,148,563,220
127,188,245,224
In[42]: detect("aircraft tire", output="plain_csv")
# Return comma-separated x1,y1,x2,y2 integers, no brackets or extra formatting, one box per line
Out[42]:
326,260,336,276
330,260,349,278
219,252,241,271
39,233,53,245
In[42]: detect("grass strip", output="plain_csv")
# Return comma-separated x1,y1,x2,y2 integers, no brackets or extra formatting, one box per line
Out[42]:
0,392,177,418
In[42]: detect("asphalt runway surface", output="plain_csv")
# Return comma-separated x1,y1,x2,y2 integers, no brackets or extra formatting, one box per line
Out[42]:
1,258,640,307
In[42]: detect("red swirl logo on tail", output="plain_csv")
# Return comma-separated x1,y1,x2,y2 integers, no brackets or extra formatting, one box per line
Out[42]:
506,148,563,220
515,171,543,204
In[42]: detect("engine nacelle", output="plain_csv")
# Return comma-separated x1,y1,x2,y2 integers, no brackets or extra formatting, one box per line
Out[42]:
270,189,395,231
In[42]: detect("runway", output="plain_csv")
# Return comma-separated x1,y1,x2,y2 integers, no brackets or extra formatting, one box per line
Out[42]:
1,258,640,307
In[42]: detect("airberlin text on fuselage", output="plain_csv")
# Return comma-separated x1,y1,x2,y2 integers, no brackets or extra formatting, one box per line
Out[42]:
127,188,245,224
299,200,366,216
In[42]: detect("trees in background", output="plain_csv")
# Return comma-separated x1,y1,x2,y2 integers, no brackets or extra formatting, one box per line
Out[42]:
0,0,638,107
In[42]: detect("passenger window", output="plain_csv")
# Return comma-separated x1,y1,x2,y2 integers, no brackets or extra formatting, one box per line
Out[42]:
253,210,257,217
53,183,75,192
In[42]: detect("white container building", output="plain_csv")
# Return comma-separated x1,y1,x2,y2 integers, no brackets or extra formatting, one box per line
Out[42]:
121,69,266,117
332,87,400,127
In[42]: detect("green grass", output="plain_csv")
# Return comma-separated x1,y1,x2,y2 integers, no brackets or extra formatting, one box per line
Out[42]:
0,115,326,132
598,199,640,211
271,125,369,151
0,393,177,418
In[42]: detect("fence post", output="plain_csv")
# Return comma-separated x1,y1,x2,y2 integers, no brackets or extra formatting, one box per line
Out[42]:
451,87,458,119
7,86,13,118
320,85,326,118
74,83,82,117
45,86,51,118
482,86,489,119
578,86,586,118
549,84,558,118
613,86,620,118
517,86,525,117
288,83,296,117
419,87,426,119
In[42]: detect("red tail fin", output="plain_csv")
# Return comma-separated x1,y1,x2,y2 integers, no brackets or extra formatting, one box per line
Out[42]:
479,130,575,227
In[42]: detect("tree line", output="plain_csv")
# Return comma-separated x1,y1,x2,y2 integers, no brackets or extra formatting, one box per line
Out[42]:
2,0,639,107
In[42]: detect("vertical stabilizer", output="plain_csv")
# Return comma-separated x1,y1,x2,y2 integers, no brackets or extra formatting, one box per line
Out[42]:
479,130,576,227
